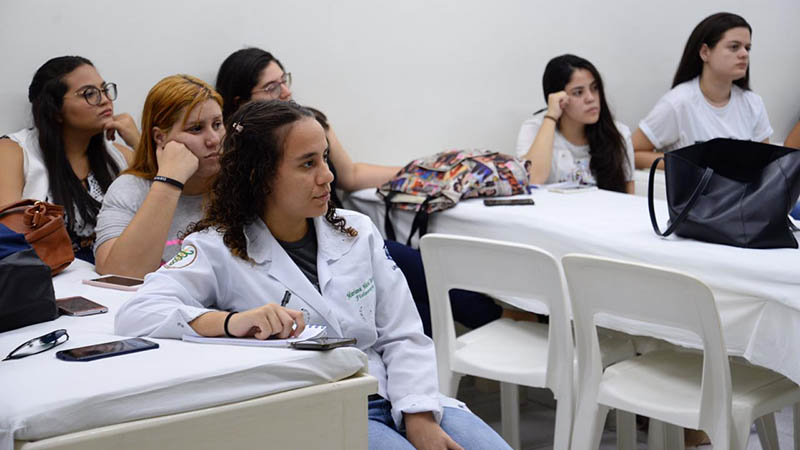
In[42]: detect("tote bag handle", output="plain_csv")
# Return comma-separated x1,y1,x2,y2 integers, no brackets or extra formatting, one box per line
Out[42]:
648,156,714,237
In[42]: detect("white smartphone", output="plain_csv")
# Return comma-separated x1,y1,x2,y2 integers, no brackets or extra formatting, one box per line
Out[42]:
82,275,144,291
548,185,598,194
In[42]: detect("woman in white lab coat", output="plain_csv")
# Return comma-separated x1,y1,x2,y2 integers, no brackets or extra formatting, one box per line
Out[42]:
115,100,509,450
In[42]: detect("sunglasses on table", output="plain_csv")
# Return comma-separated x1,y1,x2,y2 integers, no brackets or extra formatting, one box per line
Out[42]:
3,329,69,361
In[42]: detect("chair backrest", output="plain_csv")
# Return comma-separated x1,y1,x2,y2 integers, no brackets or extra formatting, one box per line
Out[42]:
419,233,573,400
561,254,732,432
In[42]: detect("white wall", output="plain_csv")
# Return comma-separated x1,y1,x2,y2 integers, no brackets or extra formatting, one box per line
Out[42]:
1,0,798,165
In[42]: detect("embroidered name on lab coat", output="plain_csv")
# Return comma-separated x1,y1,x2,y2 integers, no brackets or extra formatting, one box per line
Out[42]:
347,278,375,301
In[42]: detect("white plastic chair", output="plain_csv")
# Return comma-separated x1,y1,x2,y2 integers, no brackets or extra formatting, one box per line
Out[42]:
563,254,800,450
419,234,574,450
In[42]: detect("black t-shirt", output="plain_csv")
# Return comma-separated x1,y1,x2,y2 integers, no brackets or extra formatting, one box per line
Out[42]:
277,219,320,292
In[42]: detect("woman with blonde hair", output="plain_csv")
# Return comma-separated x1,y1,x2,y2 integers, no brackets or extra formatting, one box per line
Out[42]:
94,74,224,277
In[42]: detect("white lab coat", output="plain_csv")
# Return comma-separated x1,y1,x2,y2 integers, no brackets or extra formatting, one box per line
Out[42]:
115,209,460,426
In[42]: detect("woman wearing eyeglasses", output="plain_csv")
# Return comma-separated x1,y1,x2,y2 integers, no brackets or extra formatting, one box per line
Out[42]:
93,75,224,278
215,48,516,337
0,56,139,262
216,48,401,198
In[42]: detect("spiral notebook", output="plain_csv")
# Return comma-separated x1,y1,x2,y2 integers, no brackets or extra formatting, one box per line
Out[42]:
181,324,326,348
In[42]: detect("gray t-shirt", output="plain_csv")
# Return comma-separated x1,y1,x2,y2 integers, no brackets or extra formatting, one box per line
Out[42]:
94,174,205,264
278,221,320,292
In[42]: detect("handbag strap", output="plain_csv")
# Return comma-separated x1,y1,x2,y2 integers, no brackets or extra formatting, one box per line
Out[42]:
406,197,433,247
648,156,714,237
382,191,398,242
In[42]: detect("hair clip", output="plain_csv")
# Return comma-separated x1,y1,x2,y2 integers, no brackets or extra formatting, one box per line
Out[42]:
232,122,244,133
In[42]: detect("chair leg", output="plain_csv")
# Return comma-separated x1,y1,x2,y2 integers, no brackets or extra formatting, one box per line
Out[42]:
439,371,463,397
755,413,779,450
616,410,637,450
500,382,520,450
552,395,572,450
663,423,685,450
647,420,685,450
795,403,800,450
570,401,609,450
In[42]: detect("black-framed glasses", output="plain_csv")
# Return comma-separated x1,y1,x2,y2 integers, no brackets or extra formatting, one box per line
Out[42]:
3,329,69,361
73,83,118,106
252,73,291,99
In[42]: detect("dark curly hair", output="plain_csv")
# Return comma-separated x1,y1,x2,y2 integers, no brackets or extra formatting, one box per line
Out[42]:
185,100,356,261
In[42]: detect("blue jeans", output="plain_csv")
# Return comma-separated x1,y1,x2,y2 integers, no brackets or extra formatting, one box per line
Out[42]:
791,202,800,220
367,398,511,450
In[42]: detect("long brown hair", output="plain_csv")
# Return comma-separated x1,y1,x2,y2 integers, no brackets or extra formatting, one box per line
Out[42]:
672,12,752,90
125,74,223,179
542,54,628,192
185,100,356,261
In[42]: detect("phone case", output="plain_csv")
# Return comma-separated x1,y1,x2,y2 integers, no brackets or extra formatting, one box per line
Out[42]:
82,275,144,292
483,198,535,206
56,297,108,316
56,338,159,362
290,337,357,350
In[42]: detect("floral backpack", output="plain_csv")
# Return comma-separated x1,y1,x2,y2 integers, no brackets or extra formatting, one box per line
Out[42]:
377,149,530,246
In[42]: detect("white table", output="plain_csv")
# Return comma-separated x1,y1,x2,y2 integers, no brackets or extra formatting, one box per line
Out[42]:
1,260,375,450
344,187,800,385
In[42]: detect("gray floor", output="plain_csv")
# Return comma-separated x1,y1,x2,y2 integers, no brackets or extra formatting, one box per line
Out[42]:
457,376,795,449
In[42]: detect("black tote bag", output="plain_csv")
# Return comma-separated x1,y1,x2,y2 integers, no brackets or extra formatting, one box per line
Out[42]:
648,138,800,249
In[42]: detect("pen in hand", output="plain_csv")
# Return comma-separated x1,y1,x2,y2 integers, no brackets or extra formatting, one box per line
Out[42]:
280,290,291,307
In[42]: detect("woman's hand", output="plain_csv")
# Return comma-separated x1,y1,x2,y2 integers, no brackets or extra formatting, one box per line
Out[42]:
228,304,306,339
155,141,199,184
404,412,464,450
104,113,141,149
546,91,569,120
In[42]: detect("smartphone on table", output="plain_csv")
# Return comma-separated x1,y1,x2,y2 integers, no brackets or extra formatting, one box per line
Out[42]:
290,337,357,351
82,275,144,291
56,338,159,362
483,198,535,206
56,296,108,316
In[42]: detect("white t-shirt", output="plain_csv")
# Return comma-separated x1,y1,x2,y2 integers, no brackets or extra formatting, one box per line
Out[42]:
515,115,635,185
639,77,772,152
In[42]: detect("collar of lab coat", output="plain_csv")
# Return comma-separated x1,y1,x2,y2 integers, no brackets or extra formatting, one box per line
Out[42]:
243,216,356,265
243,216,358,336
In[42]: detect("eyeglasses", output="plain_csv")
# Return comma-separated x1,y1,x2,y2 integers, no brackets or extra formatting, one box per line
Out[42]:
252,73,292,99
73,83,118,106
3,329,69,361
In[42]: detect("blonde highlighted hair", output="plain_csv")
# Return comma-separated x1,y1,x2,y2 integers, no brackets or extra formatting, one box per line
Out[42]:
125,74,223,179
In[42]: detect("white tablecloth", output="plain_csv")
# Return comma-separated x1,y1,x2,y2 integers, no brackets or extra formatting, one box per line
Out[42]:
0,260,368,450
343,188,800,383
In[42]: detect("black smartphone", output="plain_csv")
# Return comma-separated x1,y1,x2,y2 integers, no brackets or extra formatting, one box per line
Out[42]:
290,337,357,351
56,338,159,362
483,198,535,206
56,296,108,316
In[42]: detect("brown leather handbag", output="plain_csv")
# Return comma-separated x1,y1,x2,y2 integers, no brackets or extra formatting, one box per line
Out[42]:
0,200,74,274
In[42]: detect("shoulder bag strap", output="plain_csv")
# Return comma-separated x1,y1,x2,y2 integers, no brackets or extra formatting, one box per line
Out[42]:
648,156,714,237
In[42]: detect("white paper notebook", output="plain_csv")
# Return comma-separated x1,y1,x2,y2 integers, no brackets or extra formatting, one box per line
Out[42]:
181,325,326,348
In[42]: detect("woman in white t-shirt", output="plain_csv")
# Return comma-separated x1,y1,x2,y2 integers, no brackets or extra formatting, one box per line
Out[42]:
516,54,634,193
633,12,772,169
